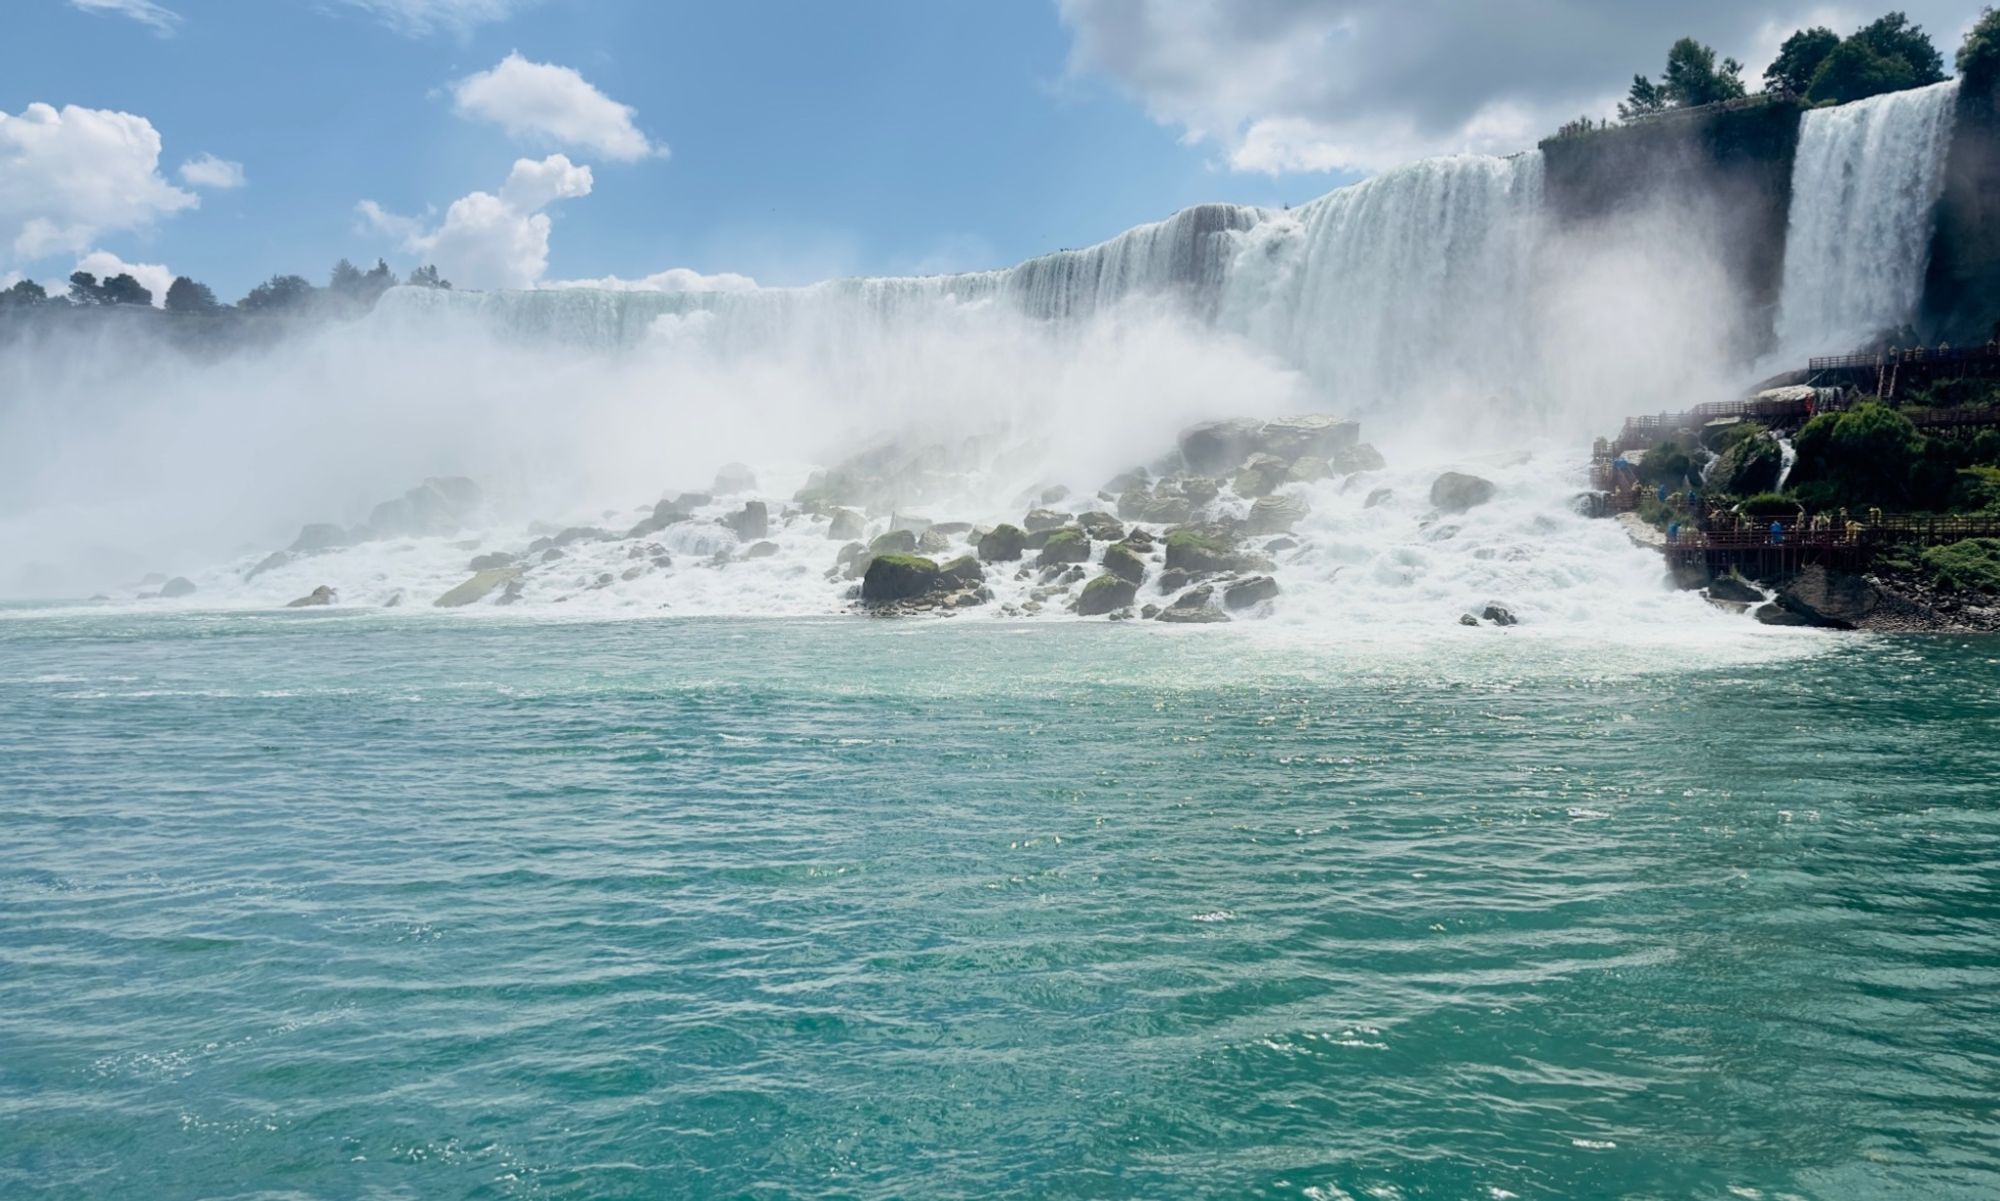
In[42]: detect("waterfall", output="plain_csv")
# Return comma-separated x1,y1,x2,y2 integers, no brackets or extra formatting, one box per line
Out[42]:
1772,80,1959,357
1774,432,1797,491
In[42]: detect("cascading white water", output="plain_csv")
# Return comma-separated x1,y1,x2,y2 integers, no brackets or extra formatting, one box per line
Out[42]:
1774,433,1798,491
1772,80,1959,357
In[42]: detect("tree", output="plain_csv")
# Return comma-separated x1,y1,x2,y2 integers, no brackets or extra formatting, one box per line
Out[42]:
405,264,451,289
1851,11,1945,85
1962,8,2000,87
68,271,108,305
1661,37,1746,107
361,258,395,296
238,273,316,312
1764,26,1840,94
1619,75,1667,119
0,279,48,308
1807,37,1919,104
329,257,365,295
99,273,152,306
164,276,220,313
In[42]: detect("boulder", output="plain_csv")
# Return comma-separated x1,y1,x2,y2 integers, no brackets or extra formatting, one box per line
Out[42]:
1120,527,1156,550
245,550,291,581
1178,476,1221,505
917,528,952,555
1139,494,1194,524
890,514,934,535
1116,488,1154,521
1140,603,1161,620
1037,528,1091,567
1023,508,1069,532
1364,488,1394,509
289,523,349,553
745,541,780,559
469,551,518,571
1039,485,1071,505
1102,542,1146,585
713,463,758,494
721,501,769,542
870,529,919,556
1157,568,1190,594
1164,526,1241,575
1332,443,1387,475
1233,453,1290,499
159,576,197,598
1459,613,1481,627
367,477,482,539
1078,511,1124,541
1257,414,1360,460
1178,418,1266,475
940,555,985,587
1247,493,1310,535
824,506,864,540
1706,573,1765,605
977,523,1028,562
861,554,945,604
1479,603,1519,627
1076,574,1138,616
1156,585,1231,623
931,522,973,536
1430,472,1496,514
1772,565,1882,629
531,526,610,552
1286,456,1331,484
1102,469,1149,495
434,567,522,608
1264,536,1299,552
1223,575,1280,610
286,585,337,608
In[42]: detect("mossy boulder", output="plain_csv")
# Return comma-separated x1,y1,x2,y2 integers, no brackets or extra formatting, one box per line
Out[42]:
976,523,1028,561
869,528,918,556
1076,574,1138,616
1163,526,1240,574
1102,542,1146,585
861,554,944,603
940,555,985,587
1233,453,1290,499
1023,508,1069,532
1037,528,1091,567
1077,511,1124,540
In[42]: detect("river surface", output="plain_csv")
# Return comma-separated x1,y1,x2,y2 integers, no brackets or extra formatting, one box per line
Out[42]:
2,610,1997,1200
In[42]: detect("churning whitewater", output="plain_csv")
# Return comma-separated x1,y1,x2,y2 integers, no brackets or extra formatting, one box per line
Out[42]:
0,104,1961,629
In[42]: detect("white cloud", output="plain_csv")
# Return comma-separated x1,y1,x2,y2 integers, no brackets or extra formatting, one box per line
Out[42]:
0,103,198,261
1056,0,1972,175
451,53,663,162
548,267,759,293
339,0,540,36
74,249,174,307
67,0,181,36
178,153,245,189
359,154,593,290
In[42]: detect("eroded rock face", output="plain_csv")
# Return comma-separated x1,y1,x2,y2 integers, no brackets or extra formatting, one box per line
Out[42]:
721,501,769,542
435,567,521,608
1772,566,1882,629
1430,472,1496,514
1247,494,1309,535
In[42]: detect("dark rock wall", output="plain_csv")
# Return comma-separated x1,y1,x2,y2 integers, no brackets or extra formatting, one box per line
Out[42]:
1923,75,2000,344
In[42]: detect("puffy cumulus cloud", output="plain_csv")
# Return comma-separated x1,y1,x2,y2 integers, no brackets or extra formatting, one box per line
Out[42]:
178,153,245,189
359,154,592,290
1056,0,1966,174
451,53,663,162
74,249,174,307
337,0,539,35
67,0,181,36
547,267,759,293
0,103,198,261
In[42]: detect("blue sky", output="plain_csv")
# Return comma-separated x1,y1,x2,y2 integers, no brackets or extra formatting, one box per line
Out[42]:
3,0,1985,301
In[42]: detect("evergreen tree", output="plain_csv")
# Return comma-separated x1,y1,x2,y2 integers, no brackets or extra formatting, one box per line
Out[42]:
1851,11,1945,84
164,276,221,313
239,274,316,312
329,258,365,295
68,271,108,305
405,264,452,289
99,273,153,306
0,279,48,307
1660,38,1746,107
1619,75,1667,119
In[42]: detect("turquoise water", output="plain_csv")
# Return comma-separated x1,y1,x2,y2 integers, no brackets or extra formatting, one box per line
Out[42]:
3,611,1998,1200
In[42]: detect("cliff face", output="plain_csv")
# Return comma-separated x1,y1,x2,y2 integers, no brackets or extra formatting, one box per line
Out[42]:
1540,101,1803,358
1923,75,2000,343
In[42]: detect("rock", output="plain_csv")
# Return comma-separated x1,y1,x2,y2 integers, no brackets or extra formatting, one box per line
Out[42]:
1023,508,1069,532
1102,469,1149,496
1332,443,1387,475
1163,526,1240,575
1257,414,1360,460
1753,601,1820,627
285,585,336,608
539,548,565,564
1140,494,1194,524
1223,575,1280,610
835,541,870,576
289,523,349,553
890,514,934,535
721,501,769,541
434,567,521,608
1430,472,1496,514
931,522,973,536
1233,453,1290,499
1264,536,1299,552
1121,527,1156,550
861,554,945,604
977,523,1028,562
1156,585,1231,623
870,529,918,556
1076,574,1138,616
745,540,780,559
1459,613,1481,626
1140,603,1161,620
531,526,610,552
1178,476,1221,505
1039,485,1071,505
1479,603,1519,626
1037,528,1091,567
1706,573,1765,605
245,550,291,581
1116,488,1154,521
1772,565,1882,629
366,477,483,539
1157,567,1191,594
1286,456,1331,484
1102,542,1146,585
1178,418,1266,475
1077,511,1124,541
917,528,951,555
159,576,197,598
1247,493,1310,535
940,555,985,587
713,463,758,494
1364,487,1394,509
469,551,518,571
